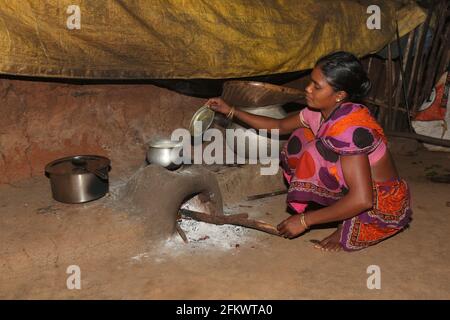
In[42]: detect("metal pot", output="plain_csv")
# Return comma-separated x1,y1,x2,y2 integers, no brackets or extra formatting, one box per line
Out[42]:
45,155,111,203
146,139,183,170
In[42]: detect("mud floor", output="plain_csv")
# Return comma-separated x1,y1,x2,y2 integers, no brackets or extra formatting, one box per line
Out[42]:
0,146,449,299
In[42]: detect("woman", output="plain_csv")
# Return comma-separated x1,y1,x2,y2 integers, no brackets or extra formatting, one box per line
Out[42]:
206,51,412,252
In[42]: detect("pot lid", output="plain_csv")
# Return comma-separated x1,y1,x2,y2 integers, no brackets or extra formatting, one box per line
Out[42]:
45,155,110,175
189,105,215,137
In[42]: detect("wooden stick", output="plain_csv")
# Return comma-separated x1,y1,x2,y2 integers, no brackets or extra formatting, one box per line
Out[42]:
386,131,450,148
421,0,448,103
435,25,450,79
365,58,386,121
367,56,373,75
247,189,288,201
180,209,281,236
402,27,416,100
413,4,434,111
436,18,450,79
367,98,407,113
387,43,393,130
429,174,450,184
176,223,189,243
407,24,425,110
393,28,415,130
380,56,389,126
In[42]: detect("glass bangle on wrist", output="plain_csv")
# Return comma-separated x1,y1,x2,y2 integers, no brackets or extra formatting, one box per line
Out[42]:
300,213,309,229
226,106,235,120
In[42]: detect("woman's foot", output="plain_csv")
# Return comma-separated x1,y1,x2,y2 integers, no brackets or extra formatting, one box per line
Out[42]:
313,225,343,252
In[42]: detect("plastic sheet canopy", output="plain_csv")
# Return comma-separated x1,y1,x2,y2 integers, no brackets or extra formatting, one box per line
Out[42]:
0,0,426,79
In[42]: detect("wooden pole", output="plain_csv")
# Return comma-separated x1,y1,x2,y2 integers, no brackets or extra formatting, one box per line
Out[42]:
367,57,385,121
421,0,448,105
387,131,450,148
393,29,414,130
435,24,450,79
411,4,434,113
407,24,425,111
386,43,393,130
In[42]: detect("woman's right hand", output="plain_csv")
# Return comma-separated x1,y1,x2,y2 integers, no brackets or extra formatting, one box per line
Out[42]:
205,97,232,116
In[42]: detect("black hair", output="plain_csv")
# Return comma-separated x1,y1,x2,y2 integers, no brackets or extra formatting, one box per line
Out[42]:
315,51,371,101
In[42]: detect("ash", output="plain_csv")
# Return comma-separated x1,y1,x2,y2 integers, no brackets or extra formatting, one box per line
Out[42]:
162,218,252,253
130,219,252,262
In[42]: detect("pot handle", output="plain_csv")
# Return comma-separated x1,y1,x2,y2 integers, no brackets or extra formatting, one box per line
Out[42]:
71,158,109,180
92,168,108,180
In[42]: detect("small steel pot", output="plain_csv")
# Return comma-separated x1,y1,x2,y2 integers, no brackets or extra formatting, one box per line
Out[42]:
146,139,183,170
45,155,111,203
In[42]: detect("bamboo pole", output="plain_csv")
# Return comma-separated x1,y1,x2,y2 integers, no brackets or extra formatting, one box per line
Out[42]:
436,24,450,79
421,0,448,104
368,58,386,121
407,24,425,111
386,43,393,130
386,131,450,148
411,3,434,113
393,29,414,130
367,56,373,75
379,60,388,125
366,98,408,113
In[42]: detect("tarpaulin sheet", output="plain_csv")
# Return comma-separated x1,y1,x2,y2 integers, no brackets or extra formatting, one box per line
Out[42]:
0,0,426,79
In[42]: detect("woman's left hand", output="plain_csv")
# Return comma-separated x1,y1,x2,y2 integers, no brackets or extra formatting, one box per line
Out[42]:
277,214,307,239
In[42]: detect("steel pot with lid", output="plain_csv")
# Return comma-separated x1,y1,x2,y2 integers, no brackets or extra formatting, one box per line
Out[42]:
45,155,111,203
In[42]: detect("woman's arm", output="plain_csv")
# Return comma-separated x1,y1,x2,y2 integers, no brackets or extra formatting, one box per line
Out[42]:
205,97,305,135
305,154,373,225
277,154,373,238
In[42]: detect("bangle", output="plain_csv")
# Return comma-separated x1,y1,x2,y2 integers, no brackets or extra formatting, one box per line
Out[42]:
300,213,309,229
226,106,236,120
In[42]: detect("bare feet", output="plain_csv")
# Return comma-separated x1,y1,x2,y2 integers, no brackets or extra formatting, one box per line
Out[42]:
312,225,343,252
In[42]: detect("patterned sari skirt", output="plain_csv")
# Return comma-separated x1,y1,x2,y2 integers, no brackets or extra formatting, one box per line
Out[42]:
281,127,412,251
340,178,412,251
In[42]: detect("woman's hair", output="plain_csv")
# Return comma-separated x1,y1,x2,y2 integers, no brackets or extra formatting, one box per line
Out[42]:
315,51,371,101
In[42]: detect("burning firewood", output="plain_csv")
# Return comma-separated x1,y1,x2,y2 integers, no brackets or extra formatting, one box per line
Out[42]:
179,208,280,236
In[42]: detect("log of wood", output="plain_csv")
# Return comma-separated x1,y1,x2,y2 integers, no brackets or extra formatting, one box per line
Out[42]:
247,189,288,201
365,98,408,113
386,131,450,148
428,174,450,184
180,208,281,236
176,222,189,243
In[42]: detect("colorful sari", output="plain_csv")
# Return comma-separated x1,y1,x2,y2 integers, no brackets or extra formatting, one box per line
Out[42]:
280,102,412,251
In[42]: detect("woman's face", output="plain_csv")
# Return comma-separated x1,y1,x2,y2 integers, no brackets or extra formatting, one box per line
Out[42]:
305,67,346,112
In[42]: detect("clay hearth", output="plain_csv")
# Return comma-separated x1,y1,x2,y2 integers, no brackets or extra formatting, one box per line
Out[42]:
117,164,223,241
